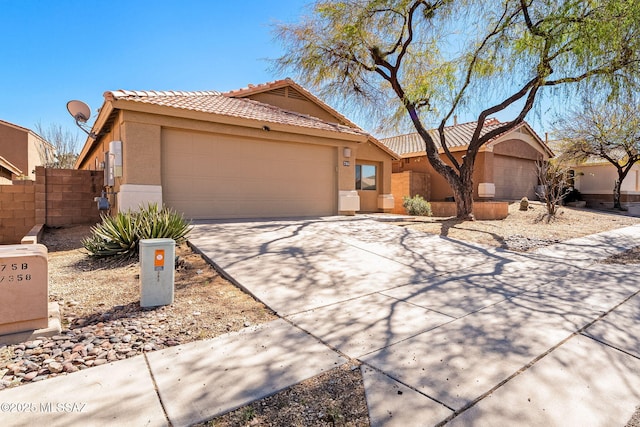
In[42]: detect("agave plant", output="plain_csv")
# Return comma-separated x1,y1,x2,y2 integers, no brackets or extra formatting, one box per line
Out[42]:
137,203,191,243
83,203,191,258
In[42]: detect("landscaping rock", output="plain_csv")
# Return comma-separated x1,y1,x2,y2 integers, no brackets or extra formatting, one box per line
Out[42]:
48,361,63,374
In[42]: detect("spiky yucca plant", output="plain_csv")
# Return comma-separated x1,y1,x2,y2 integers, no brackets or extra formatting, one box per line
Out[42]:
83,203,191,258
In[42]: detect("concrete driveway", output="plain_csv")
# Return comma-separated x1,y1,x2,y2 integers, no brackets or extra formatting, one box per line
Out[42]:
190,216,640,426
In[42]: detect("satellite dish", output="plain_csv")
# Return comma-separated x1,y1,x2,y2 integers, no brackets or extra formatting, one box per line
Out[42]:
66,100,91,123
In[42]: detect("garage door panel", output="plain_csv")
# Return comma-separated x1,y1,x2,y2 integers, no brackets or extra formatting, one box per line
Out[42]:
161,129,337,219
494,155,537,200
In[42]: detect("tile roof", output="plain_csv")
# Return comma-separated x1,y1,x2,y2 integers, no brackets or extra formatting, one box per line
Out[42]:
224,78,359,129
380,118,509,157
549,139,628,166
105,89,368,137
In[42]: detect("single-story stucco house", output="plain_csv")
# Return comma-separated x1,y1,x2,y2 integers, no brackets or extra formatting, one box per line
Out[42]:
74,78,396,219
379,119,553,212
547,141,640,208
0,119,54,182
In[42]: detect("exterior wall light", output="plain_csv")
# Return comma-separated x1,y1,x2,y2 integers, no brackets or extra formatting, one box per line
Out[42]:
343,147,352,158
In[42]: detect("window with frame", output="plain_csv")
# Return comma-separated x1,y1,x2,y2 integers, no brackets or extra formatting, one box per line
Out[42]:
355,164,377,190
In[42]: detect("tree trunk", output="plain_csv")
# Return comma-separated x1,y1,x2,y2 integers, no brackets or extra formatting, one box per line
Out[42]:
613,179,622,210
449,167,475,220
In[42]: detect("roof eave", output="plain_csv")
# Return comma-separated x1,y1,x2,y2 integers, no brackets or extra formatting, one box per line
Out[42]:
74,101,115,169
0,155,23,175
226,78,363,130
103,100,369,143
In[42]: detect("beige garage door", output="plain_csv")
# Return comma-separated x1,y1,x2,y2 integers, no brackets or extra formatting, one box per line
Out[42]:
161,129,337,219
493,155,537,200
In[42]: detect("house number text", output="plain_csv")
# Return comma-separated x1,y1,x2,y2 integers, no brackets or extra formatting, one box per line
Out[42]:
0,263,32,283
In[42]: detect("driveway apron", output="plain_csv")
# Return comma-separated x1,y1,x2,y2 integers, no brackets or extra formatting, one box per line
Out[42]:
190,217,640,426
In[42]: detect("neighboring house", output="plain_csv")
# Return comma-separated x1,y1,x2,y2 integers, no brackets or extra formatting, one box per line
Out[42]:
0,155,22,184
74,78,396,219
548,140,640,206
380,119,553,207
0,119,54,180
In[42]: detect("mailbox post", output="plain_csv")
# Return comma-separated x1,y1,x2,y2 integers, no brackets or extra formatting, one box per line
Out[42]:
139,239,175,308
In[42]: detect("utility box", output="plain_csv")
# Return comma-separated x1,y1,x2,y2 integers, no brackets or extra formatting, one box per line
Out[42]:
139,239,175,308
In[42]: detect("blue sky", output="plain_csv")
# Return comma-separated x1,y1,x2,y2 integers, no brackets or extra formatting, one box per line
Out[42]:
1,0,556,142
0,0,309,138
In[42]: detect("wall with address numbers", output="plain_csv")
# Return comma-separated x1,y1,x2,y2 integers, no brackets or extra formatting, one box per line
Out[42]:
0,167,104,244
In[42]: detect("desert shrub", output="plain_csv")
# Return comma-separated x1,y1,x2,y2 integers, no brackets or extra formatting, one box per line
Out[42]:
519,197,529,211
83,203,191,258
402,195,432,216
535,159,571,220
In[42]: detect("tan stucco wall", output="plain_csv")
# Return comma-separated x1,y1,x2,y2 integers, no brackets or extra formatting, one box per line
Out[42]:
0,122,53,180
121,117,162,186
0,123,28,176
26,133,49,179
75,107,394,215
574,163,640,194
492,137,546,160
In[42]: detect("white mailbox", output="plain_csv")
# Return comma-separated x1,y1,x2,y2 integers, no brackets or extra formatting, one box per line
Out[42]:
139,238,175,308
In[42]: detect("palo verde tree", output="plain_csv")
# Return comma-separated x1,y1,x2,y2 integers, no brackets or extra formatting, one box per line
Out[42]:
554,99,640,210
275,0,640,219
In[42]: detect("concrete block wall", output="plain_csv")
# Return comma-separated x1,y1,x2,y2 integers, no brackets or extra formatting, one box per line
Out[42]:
40,167,103,227
0,167,104,244
0,180,36,244
391,171,411,214
390,170,431,214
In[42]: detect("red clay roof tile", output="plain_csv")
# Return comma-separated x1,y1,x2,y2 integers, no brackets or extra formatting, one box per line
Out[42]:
105,89,367,136
380,119,528,157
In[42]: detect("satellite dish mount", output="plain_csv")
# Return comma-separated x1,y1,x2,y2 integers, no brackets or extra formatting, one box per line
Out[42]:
66,100,97,139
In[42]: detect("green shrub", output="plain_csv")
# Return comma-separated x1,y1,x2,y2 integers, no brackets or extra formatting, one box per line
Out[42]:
83,203,191,258
402,195,432,216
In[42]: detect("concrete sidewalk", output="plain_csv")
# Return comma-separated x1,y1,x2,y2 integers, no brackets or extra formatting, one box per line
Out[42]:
1,217,639,426
0,319,345,427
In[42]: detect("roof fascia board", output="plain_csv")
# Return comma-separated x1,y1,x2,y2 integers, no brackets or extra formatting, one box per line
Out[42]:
367,136,400,160
74,101,115,169
0,119,30,134
0,155,23,175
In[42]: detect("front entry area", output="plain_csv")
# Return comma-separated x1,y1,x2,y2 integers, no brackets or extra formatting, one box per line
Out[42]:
355,161,380,212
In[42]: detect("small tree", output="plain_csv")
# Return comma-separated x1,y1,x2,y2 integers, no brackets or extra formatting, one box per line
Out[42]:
553,99,640,210
535,159,570,220
34,122,81,169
